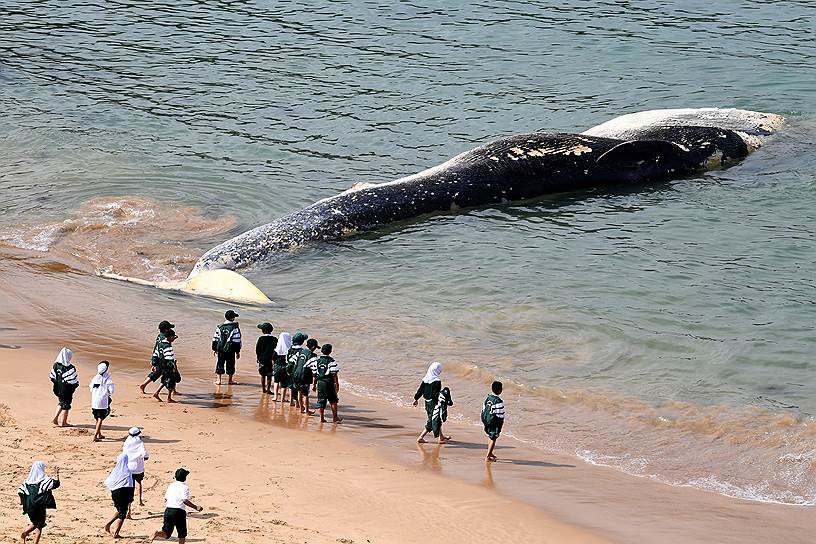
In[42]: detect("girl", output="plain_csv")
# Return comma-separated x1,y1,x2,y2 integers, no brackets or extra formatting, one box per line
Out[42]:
90,361,115,442
49,347,79,427
431,386,454,444
18,461,60,544
123,427,149,518
104,453,134,538
412,362,451,443
272,332,292,402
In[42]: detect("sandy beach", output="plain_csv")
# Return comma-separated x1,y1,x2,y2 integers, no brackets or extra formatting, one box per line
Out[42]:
1,251,816,544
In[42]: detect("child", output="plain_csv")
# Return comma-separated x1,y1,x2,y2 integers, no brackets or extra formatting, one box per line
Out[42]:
49,347,79,427
123,427,149,517
212,310,241,385
90,361,115,442
255,322,277,394
140,320,174,395
286,332,309,409
412,362,447,443
18,461,60,544
431,386,453,444
293,338,319,414
272,332,292,402
156,330,180,403
312,343,342,423
482,381,506,462
104,453,134,538
151,468,204,544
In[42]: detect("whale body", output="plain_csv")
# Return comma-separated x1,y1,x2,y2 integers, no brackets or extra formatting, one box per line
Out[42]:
190,107,783,278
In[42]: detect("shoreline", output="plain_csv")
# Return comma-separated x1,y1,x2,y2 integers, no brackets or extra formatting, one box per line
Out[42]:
2,250,816,543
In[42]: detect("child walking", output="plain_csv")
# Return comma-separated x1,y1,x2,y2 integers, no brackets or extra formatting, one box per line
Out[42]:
103,453,135,538
49,347,79,427
18,462,60,544
150,468,204,544
90,361,115,442
123,427,149,517
431,386,454,444
412,362,450,443
482,381,506,462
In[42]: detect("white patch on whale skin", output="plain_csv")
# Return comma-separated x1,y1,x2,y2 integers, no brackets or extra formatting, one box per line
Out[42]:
566,144,592,156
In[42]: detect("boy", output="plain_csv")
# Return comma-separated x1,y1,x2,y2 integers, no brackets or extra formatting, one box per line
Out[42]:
255,322,277,394
50,347,79,427
152,330,179,403
18,462,60,544
292,338,319,414
140,320,174,394
482,381,505,462
150,468,203,544
312,343,342,423
212,310,241,385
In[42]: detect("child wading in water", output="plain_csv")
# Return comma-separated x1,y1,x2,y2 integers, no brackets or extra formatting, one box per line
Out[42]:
312,343,342,423
412,362,450,443
255,322,277,394
90,361,115,442
482,381,506,462
18,462,60,544
49,347,79,427
272,332,292,402
286,332,311,410
431,386,453,444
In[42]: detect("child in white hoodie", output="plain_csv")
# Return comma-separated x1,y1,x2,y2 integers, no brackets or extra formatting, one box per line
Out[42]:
90,361,115,442
123,427,150,517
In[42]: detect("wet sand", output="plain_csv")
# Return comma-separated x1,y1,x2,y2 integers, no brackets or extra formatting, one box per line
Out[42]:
1,248,815,543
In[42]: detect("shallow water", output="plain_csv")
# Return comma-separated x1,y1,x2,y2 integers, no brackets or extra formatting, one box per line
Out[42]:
1,0,815,504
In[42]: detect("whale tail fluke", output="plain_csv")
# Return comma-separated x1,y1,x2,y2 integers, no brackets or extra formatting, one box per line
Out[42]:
99,269,272,305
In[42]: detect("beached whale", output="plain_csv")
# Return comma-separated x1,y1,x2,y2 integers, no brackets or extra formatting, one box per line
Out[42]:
190,107,783,283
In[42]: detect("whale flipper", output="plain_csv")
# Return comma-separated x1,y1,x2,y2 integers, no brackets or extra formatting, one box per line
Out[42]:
100,269,271,304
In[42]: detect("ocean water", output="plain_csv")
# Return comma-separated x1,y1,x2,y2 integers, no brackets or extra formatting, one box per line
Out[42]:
1,0,815,504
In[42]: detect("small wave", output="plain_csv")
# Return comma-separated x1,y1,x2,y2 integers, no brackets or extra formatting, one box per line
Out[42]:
0,196,235,281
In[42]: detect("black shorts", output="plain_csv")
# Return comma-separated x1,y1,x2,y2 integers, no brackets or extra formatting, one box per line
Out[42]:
316,380,338,408
485,419,504,440
56,390,75,410
147,367,162,382
132,472,144,483
258,363,273,377
292,382,310,396
273,366,288,384
92,408,110,421
111,487,134,519
215,353,236,375
162,507,187,539
27,508,47,529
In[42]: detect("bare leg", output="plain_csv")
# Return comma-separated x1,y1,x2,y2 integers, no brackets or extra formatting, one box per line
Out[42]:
260,376,266,393
139,376,153,394
112,517,125,537
59,409,69,427
32,527,42,544
228,373,236,385
138,480,144,506
93,418,103,441
486,438,498,462
331,403,341,423
214,373,223,385
150,530,168,542
417,429,429,443
104,512,119,534
319,407,326,423
167,389,177,403
20,523,36,543
153,385,165,402
51,406,62,425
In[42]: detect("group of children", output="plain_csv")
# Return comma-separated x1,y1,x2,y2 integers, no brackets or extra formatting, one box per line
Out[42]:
413,362,506,462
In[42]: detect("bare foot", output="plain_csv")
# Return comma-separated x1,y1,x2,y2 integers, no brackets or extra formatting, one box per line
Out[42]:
214,381,222,385
139,384,147,394
152,393,163,402
93,437,101,442
320,418,327,423
126,514,133,520
104,522,112,534
417,438,427,444
140,501,145,507
51,418,58,426
305,411,315,416
228,381,238,385
333,418,343,423
20,531,27,543
486,454,498,462
167,398,178,403
99,434,106,440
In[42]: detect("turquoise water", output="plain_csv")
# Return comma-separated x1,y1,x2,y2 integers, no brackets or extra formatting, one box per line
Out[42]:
1,1,815,503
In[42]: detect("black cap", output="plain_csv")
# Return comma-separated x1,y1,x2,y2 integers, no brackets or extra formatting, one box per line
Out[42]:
306,338,319,349
257,322,273,333
291,331,308,345
175,468,190,481
158,320,175,332
225,310,239,320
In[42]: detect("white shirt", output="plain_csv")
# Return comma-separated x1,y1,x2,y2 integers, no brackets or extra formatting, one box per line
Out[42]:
165,481,190,510
90,378,114,410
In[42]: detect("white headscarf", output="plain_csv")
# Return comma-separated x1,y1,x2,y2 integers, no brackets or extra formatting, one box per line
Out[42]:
104,453,133,491
422,362,443,384
55,347,73,366
123,428,149,474
25,461,47,485
90,362,114,408
275,332,292,356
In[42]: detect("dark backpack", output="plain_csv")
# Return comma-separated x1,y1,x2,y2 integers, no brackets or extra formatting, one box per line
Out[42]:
216,323,237,354
481,398,495,427
293,352,314,384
